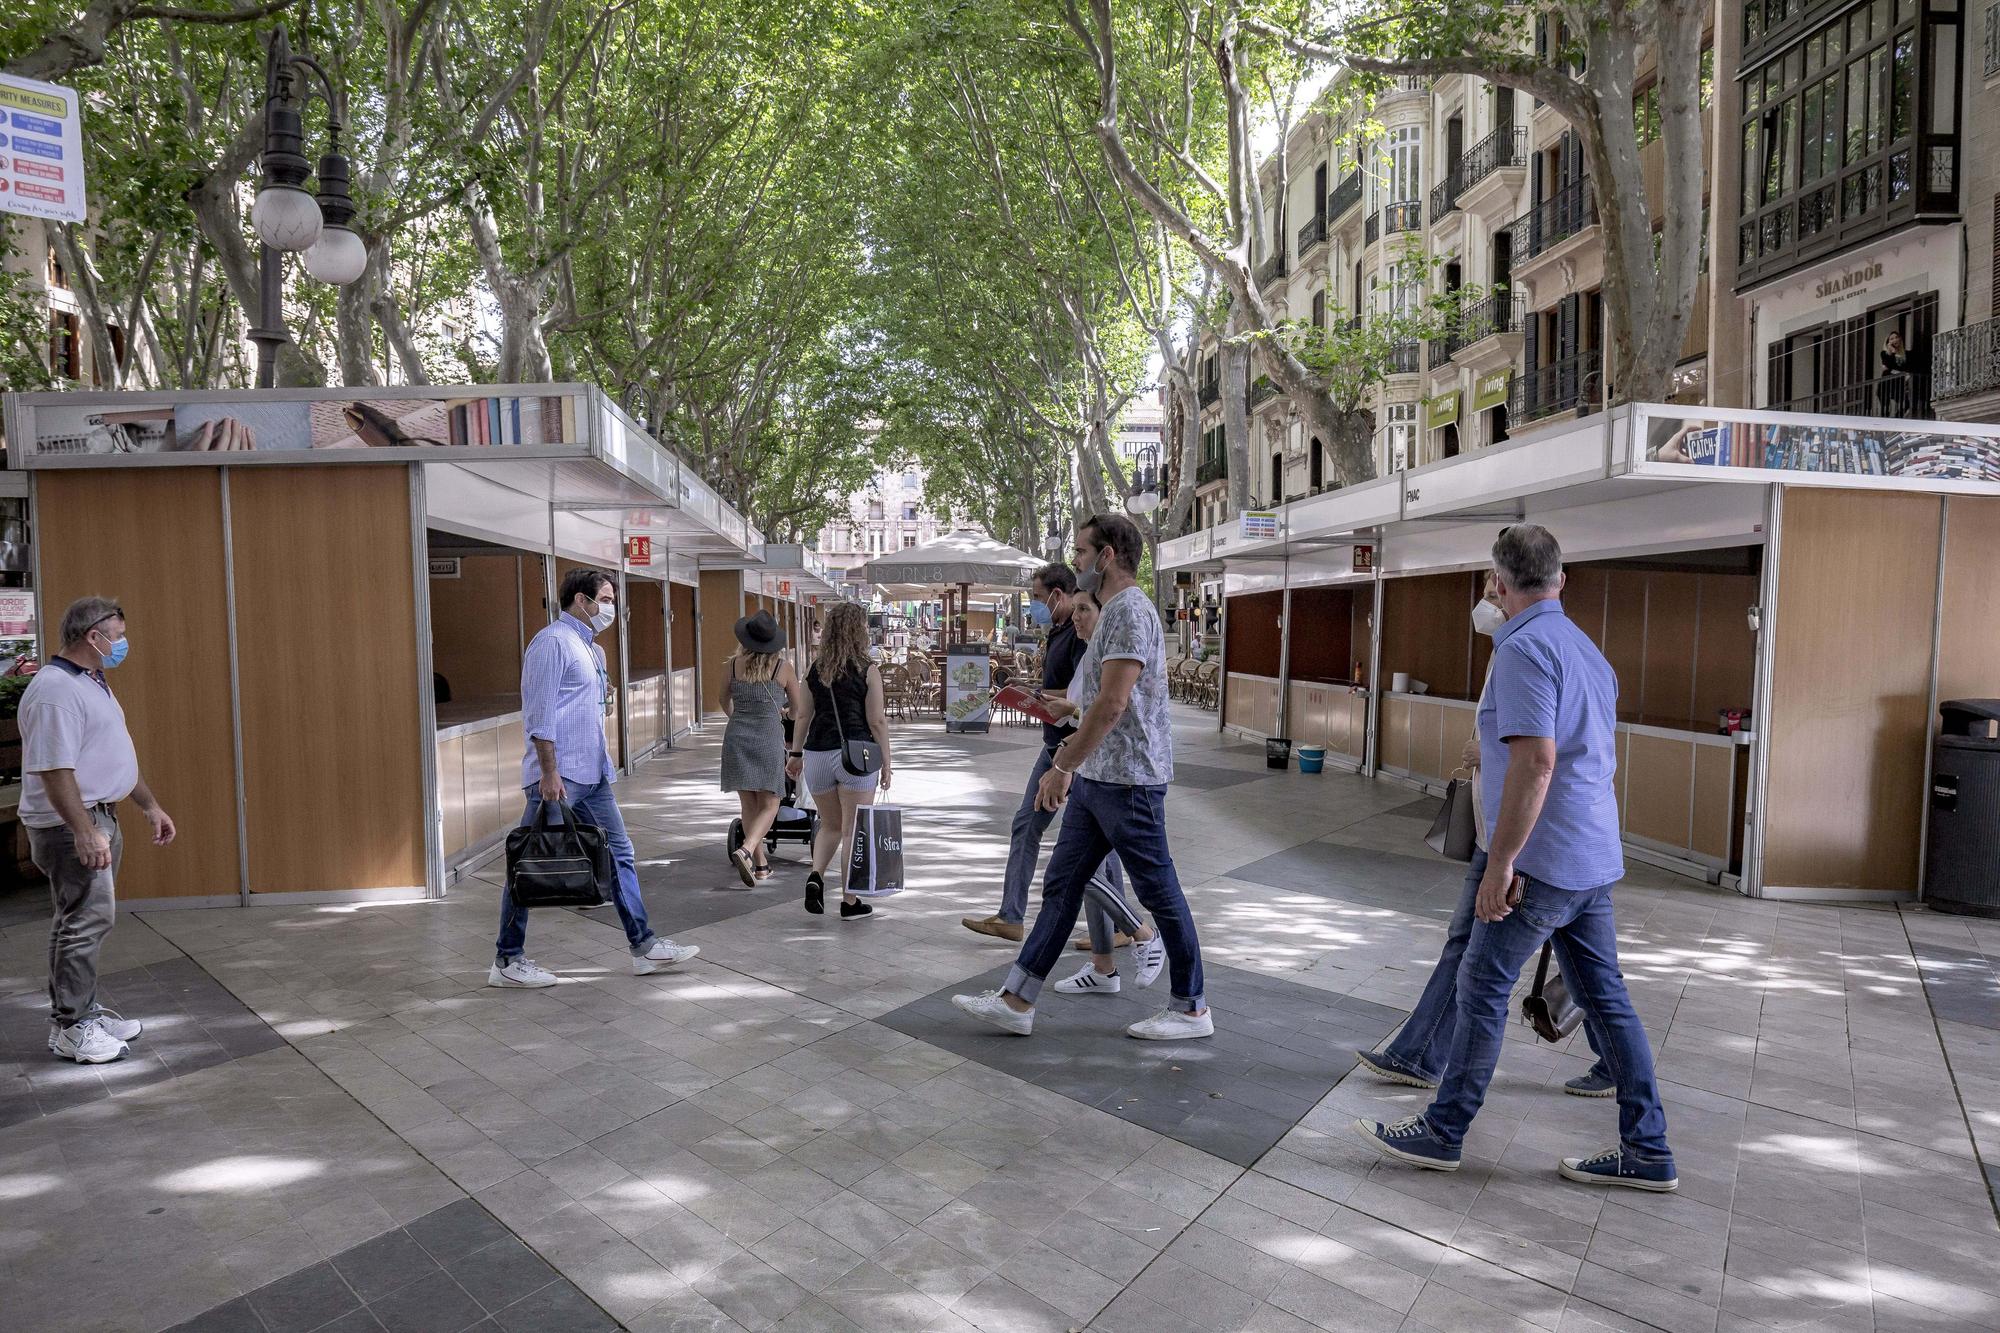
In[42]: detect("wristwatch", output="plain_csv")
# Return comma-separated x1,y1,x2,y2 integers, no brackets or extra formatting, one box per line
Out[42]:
787,750,803,757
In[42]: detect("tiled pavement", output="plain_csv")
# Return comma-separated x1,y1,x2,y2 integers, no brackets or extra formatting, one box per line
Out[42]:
3,707,1999,1331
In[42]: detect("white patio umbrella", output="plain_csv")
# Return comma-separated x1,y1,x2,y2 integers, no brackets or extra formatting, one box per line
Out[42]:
858,528,1043,596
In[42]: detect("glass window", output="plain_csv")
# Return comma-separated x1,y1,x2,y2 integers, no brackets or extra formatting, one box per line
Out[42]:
1388,126,1422,202
1846,59,1870,162
1891,32,1913,140
1932,18,1960,137
1866,46,1886,153
1803,83,1824,180
1743,120,1761,211
1808,33,1824,73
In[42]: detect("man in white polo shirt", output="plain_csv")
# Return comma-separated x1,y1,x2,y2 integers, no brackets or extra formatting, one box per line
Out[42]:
20,597,176,1064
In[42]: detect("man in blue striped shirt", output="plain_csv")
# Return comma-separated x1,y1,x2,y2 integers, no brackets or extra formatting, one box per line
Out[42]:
490,568,699,987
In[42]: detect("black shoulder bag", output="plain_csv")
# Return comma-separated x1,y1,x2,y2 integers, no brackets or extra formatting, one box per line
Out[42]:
1521,941,1584,1043
505,799,611,909
827,667,883,777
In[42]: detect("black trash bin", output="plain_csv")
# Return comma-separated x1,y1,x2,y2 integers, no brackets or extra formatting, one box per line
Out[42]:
1265,737,1292,770
1924,699,2000,917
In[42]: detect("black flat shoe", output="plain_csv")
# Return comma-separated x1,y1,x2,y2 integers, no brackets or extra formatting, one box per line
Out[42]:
805,872,825,914
840,899,874,920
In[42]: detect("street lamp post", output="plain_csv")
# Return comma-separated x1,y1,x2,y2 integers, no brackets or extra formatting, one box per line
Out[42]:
248,25,367,388
1124,441,1164,616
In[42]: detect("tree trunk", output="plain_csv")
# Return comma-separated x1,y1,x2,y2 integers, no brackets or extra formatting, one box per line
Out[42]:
186,171,326,387
1223,305,1251,512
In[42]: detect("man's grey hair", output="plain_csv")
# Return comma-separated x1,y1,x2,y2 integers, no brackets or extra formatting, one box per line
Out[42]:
60,596,123,647
1492,525,1563,594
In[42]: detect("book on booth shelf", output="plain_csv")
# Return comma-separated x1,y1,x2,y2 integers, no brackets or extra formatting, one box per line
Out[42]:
992,684,1075,728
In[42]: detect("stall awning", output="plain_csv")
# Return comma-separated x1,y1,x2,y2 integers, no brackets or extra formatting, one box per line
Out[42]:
0,383,762,574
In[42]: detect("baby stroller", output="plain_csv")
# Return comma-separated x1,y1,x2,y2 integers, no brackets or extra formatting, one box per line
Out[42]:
727,718,820,864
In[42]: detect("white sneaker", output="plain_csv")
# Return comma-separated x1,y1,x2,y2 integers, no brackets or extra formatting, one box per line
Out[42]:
1126,1008,1215,1041
952,991,1033,1035
488,958,558,988
632,940,699,974
1054,965,1121,995
1133,936,1166,989
89,1005,144,1043
51,1017,127,1064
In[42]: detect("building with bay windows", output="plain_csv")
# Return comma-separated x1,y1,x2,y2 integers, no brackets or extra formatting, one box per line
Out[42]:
1931,1,2000,420
1187,5,1735,519
1735,0,1968,420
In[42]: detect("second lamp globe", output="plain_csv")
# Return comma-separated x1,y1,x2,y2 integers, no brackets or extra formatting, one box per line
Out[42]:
303,225,367,285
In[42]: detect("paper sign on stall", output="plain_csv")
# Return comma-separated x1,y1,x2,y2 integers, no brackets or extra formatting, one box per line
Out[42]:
0,74,87,223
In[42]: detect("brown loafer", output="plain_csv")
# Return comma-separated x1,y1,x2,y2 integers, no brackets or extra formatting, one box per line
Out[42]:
1072,933,1134,951
961,915,1025,942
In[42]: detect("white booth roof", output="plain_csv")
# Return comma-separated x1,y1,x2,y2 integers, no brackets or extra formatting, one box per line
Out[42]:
1,384,760,581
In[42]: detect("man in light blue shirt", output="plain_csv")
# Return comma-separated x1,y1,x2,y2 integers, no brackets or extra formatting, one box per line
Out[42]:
1355,525,1676,1192
491,568,698,986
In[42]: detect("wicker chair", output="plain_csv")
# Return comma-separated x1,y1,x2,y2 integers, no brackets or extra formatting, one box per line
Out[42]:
1166,654,1193,701
1194,660,1221,710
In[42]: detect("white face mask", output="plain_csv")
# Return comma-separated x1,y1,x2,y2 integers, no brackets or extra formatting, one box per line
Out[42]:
588,601,616,634
1472,600,1506,637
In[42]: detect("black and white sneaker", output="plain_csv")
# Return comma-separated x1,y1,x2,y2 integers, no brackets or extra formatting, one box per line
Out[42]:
1054,965,1120,995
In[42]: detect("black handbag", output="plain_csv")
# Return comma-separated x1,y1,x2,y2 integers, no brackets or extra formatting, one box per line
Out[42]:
505,799,611,909
828,669,882,777
1424,775,1477,862
1521,941,1585,1043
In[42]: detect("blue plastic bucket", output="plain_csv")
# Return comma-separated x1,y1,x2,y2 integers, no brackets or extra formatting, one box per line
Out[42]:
1297,745,1326,774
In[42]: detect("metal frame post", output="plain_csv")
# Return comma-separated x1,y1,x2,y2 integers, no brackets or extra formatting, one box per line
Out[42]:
409,465,444,898
219,469,252,905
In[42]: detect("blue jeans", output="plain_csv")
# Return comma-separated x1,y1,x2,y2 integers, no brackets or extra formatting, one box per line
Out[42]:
495,779,656,963
1383,850,1608,1084
1005,778,1204,1012
997,746,1060,923
1424,874,1671,1161
1082,855,1133,955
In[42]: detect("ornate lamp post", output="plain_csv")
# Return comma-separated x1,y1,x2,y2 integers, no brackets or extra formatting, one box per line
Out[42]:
248,26,368,387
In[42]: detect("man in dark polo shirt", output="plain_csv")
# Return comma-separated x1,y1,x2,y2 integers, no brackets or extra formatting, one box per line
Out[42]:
963,563,1085,941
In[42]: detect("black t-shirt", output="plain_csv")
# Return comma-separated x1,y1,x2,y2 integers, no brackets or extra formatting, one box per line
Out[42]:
805,663,871,752
1039,617,1088,747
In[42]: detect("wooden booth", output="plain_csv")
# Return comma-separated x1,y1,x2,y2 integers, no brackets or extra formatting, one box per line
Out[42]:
3,384,758,904
1161,403,2000,903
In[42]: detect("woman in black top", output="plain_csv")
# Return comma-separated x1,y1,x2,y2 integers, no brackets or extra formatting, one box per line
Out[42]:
788,602,893,917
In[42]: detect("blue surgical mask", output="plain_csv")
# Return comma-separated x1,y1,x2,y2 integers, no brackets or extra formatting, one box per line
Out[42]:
97,633,129,669
1028,600,1052,628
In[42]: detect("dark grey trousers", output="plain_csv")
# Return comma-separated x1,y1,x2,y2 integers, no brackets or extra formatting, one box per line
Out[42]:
28,803,123,1030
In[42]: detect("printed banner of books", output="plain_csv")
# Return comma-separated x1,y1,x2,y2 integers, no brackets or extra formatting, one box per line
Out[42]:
30,393,584,458
1645,416,2000,483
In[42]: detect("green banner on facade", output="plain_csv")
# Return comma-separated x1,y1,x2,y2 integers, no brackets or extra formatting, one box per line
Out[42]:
1425,390,1459,430
1471,369,1511,412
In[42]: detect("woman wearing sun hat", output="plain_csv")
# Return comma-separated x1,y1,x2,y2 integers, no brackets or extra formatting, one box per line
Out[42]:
719,610,804,885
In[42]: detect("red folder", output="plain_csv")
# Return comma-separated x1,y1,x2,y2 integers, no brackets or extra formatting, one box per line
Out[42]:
993,684,1067,727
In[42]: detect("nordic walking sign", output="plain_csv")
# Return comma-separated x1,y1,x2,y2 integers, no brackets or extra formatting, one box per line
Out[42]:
0,74,87,223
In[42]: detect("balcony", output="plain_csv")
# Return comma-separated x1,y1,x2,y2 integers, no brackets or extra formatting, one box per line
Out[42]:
1503,176,1596,264
1197,379,1220,407
1935,317,2000,404
1433,294,1524,365
1430,175,1460,224
1772,371,1933,421
1248,377,1283,410
1387,341,1421,375
1255,250,1289,288
1296,212,1328,259
1377,74,1430,101
1327,170,1362,224
1461,125,1526,192
1378,200,1422,242
1196,455,1227,487
1365,211,1379,246
1508,351,1602,425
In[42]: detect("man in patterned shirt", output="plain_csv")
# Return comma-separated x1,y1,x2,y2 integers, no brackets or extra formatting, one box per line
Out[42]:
489,568,699,987
953,514,1212,1041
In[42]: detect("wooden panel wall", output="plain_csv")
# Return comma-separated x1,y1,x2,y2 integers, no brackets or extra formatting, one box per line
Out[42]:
428,554,525,700
519,553,549,649
32,471,240,900
1559,563,1756,729
627,580,666,676
1762,487,1940,894
232,465,426,892
698,570,742,715
1225,592,1283,678
1938,496,2000,705
1381,573,1482,701
671,582,696,668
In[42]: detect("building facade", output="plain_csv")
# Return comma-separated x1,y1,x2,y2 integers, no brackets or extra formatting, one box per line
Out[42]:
1190,8,1739,524
812,463,959,583
1933,0,2000,420
1735,0,1971,422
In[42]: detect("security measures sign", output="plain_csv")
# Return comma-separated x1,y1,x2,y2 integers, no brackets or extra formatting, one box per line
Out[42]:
0,74,86,222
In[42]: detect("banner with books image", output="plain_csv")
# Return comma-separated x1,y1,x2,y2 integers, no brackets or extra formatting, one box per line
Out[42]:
27,392,583,458
1644,414,2000,484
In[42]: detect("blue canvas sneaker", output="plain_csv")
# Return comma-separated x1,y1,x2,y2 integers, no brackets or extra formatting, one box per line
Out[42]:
1353,1115,1461,1171
1353,1049,1438,1090
1558,1146,1678,1192
1564,1065,1616,1097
